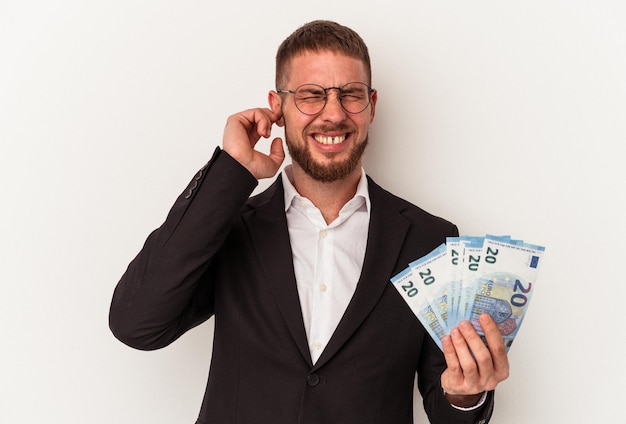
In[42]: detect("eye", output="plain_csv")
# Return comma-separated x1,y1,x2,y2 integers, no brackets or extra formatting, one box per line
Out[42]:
296,85,325,103
341,92,364,102
341,86,368,102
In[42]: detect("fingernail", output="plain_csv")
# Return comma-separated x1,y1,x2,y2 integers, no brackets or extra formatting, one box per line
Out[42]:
460,321,472,331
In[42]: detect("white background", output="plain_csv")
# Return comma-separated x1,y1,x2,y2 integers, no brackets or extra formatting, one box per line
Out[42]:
1,1,625,423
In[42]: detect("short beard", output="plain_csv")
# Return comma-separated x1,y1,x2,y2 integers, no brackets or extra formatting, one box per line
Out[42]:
286,135,369,183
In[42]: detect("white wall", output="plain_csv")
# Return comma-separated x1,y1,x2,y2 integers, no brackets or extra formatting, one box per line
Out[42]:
1,1,624,423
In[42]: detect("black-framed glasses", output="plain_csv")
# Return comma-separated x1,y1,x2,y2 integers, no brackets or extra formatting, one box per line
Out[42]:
277,82,375,115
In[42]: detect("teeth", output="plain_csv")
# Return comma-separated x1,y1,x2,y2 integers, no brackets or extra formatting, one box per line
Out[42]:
314,135,346,145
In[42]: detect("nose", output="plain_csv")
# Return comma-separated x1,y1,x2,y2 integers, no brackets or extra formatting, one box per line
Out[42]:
321,88,347,120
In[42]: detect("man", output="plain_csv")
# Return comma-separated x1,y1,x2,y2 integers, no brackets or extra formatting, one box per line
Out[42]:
109,20,509,424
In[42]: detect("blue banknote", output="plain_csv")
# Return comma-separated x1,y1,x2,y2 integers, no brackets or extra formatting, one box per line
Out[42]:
391,234,545,352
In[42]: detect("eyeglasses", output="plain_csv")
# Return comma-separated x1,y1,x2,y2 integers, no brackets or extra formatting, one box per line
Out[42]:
277,82,375,115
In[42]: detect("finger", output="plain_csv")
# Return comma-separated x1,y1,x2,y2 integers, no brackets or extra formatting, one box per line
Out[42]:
450,321,485,385
450,321,484,368
479,314,510,378
452,321,501,395
253,108,282,138
441,335,464,394
461,316,511,392
268,137,285,167
442,335,462,373
268,107,284,127
444,325,483,395
458,320,494,371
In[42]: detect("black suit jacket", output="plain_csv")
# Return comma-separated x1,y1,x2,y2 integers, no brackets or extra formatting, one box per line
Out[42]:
109,148,494,424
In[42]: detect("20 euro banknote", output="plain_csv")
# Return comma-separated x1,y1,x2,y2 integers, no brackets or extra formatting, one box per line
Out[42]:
467,235,545,351
391,234,545,352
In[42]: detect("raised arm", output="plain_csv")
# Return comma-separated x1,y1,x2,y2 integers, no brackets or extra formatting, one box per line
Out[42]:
109,107,285,350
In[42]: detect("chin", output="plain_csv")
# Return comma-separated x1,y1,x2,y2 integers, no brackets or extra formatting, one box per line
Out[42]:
288,137,368,183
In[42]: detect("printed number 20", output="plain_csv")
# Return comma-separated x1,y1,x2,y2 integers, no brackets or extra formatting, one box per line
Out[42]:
419,269,435,285
511,279,532,307
401,281,418,297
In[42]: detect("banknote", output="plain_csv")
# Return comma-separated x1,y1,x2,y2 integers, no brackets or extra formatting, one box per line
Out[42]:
456,236,485,327
458,234,515,325
467,235,545,350
445,237,463,329
390,265,447,349
391,234,545,352
409,243,451,331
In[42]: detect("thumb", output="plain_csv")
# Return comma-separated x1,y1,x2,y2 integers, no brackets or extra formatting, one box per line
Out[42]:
268,137,285,168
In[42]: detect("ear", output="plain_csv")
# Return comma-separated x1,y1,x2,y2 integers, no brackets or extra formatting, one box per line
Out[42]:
368,89,378,123
268,91,285,126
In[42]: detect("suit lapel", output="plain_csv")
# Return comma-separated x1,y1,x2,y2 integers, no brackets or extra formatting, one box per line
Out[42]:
242,176,411,370
242,178,313,366
313,178,410,370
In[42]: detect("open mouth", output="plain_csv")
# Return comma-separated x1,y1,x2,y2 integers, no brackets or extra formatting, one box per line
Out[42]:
313,134,347,145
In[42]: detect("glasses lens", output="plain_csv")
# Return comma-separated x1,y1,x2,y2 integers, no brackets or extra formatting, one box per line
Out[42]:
294,85,327,115
339,83,371,114
292,83,372,115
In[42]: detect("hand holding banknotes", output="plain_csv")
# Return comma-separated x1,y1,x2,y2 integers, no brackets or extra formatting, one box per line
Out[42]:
391,234,545,406
440,313,510,406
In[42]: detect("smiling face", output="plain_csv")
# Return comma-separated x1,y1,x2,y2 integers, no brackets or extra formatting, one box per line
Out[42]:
270,50,377,183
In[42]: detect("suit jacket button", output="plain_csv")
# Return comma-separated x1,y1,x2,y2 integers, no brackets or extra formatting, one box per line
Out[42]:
307,373,320,387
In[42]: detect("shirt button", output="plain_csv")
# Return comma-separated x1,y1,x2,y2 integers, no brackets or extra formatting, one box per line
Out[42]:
313,341,322,350
319,230,327,238
307,373,320,387
320,284,327,293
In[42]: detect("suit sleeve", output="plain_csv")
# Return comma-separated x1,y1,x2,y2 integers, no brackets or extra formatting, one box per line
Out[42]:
108,148,258,350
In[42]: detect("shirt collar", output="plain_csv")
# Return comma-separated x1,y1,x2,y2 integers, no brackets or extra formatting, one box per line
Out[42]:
281,165,371,214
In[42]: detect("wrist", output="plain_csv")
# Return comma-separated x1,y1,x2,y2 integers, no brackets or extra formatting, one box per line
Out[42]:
444,391,485,408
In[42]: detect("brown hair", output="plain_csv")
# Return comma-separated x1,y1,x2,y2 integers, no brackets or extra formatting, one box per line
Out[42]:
275,20,372,88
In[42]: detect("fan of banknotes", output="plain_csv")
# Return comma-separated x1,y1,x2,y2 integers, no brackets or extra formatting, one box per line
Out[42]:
390,235,545,352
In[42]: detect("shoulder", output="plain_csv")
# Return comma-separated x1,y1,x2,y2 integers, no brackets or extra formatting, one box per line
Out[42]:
242,175,284,212
367,175,458,233
366,175,458,271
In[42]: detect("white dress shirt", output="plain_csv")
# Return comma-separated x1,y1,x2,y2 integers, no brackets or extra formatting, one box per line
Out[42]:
281,166,487,410
282,165,370,364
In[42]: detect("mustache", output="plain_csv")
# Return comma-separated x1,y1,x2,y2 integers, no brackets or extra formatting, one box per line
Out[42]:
308,123,352,133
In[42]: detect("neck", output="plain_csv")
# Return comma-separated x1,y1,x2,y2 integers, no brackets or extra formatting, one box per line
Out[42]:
290,163,362,224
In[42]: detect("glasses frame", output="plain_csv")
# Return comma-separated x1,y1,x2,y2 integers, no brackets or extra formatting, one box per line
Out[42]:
277,82,375,115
